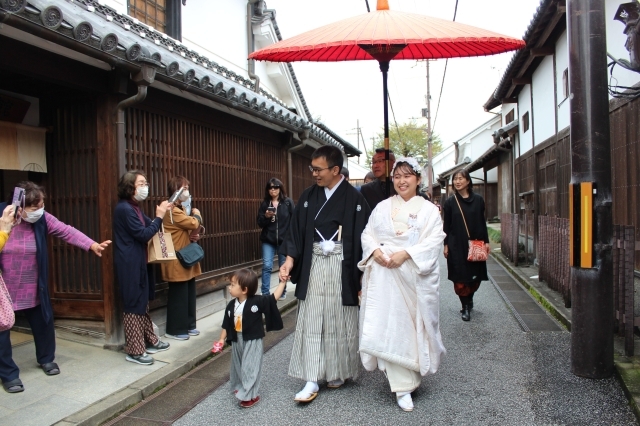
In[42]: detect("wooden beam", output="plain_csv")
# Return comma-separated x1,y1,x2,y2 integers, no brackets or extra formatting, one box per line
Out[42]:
502,98,518,104
530,46,555,57
513,77,532,85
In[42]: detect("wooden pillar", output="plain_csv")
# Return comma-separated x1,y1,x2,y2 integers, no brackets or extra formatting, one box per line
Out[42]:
97,93,123,348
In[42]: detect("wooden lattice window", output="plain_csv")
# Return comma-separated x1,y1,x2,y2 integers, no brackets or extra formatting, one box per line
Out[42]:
505,109,515,125
522,111,530,133
128,0,166,34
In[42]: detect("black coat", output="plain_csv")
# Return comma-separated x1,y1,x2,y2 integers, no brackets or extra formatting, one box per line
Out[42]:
281,181,371,306
221,294,283,343
113,200,162,315
359,178,396,211
443,192,489,284
256,197,294,246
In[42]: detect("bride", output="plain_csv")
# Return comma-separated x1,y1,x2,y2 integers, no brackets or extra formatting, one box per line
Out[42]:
358,157,446,412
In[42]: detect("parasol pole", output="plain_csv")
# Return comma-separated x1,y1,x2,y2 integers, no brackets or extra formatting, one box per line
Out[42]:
380,60,391,198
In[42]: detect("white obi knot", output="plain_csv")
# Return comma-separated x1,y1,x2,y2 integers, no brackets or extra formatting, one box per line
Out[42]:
316,228,339,256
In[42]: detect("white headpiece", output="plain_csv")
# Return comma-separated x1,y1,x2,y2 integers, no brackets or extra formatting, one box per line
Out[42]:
391,157,422,177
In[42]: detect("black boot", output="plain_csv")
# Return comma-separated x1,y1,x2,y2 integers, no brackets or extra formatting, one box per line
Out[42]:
461,305,471,321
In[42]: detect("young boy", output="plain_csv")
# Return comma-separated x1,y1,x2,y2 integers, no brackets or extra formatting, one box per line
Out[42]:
216,269,286,408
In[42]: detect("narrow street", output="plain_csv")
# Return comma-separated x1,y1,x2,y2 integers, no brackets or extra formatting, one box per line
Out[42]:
165,255,636,426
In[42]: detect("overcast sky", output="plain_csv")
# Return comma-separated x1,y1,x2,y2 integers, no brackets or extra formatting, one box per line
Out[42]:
266,0,542,156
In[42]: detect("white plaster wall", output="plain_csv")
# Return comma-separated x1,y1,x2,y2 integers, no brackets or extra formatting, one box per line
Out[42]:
555,30,570,132
101,0,127,14
605,0,640,97
432,143,456,176
518,84,533,156
502,105,517,126
532,55,555,145
182,1,248,78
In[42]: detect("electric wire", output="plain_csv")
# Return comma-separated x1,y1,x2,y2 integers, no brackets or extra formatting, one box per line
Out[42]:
432,0,459,135
387,92,403,143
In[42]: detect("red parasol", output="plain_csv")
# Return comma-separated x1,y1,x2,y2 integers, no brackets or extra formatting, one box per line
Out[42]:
250,0,524,192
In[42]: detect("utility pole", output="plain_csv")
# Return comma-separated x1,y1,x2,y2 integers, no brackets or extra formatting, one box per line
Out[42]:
568,0,613,378
426,60,433,197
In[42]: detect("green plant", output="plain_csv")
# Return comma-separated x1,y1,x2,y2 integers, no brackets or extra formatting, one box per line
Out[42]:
487,227,501,244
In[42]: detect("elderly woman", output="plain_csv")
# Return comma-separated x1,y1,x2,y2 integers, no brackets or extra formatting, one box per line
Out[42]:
358,158,446,412
0,181,111,393
160,176,203,341
113,171,171,366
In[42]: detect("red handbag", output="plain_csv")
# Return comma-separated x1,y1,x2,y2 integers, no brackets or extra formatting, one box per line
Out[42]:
454,195,488,262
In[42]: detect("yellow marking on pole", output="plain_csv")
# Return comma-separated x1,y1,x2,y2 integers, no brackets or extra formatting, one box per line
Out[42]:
569,184,574,266
580,182,593,268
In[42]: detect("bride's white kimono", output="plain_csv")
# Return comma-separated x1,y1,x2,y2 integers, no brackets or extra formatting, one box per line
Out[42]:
358,195,446,382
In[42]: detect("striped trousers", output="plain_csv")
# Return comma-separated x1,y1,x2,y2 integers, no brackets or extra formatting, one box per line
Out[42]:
288,243,359,382
230,333,263,401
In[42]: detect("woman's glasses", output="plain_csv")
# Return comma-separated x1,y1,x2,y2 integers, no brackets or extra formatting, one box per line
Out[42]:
269,186,281,190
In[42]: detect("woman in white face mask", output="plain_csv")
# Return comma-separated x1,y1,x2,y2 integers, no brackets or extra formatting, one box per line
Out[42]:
0,181,112,393
113,171,172,366
160,176,203,341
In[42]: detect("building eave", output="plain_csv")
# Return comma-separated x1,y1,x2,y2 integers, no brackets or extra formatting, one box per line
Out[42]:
483,0,566,111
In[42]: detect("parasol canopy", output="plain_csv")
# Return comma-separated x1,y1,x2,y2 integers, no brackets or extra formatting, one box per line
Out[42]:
249,1,524,62
249,0,524,196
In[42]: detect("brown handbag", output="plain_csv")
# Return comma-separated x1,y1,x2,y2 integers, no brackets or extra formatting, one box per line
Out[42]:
453,194,488,262
148,224,177,263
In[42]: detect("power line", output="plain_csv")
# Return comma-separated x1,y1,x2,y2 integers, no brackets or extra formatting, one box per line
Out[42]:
432,0,459,135
387,92,402,143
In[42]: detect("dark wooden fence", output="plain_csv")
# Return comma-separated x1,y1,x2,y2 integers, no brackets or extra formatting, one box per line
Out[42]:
614,225,637,356
501,213,519,266
538,216,570,307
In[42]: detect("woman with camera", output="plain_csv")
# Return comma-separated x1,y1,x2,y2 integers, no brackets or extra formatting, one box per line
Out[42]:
160,176,203,341
113,171,172,366
0,181,111,391
257,178,294,299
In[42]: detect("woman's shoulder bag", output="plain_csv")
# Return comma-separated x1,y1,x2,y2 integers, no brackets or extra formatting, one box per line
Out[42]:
176,226,205,268
453,194,488,262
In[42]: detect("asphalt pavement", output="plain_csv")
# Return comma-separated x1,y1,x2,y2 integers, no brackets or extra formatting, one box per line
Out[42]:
175,255,637,426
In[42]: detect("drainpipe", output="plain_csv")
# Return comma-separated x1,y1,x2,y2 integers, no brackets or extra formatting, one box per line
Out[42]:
287,126,310,192
115,65,156,176
247,1,261,93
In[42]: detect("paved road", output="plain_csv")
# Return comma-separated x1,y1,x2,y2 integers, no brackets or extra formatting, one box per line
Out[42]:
176,256,637,425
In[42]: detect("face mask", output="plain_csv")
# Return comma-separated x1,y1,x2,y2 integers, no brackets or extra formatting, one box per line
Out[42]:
183,196,192,216
23,206,45,223
134,185,149,202
179,190,190,202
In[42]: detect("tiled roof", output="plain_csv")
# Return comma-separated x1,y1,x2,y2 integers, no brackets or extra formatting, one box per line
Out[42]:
0,0,361,155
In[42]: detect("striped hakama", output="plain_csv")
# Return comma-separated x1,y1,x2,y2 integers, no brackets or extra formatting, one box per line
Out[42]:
229,333,263,401
288,243,359,382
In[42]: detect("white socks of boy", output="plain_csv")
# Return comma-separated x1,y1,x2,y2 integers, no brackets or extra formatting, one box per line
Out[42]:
295,381,319,400
396,392,414,412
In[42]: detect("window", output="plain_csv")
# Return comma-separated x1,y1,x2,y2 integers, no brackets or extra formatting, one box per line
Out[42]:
505,109,515,124
562,68,569,100
129,0,166,34
522,112,530,133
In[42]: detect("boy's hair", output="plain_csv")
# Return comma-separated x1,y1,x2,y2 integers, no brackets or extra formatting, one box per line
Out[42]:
232,269,259,297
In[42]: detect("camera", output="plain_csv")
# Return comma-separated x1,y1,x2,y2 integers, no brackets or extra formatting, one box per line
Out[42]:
267,207,276,213
11,187,25,219
168,187,185,204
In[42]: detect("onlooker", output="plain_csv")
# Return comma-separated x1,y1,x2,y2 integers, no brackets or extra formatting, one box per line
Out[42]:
113,171,171,365
363,171,375,184
161,176,203,341
341,167,350,181
0,181,111,392
359,157,446,412
443,169,490,321
215,269,286,408
360,148,397,210
257,178,294,299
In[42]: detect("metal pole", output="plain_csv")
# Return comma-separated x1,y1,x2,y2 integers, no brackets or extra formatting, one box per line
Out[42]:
568,0,613,378
380,60,391,197
426,60,433,197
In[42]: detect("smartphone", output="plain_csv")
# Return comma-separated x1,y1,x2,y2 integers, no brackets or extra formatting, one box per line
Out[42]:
267,207,276,213
11,187,25,219
168,187,184,204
